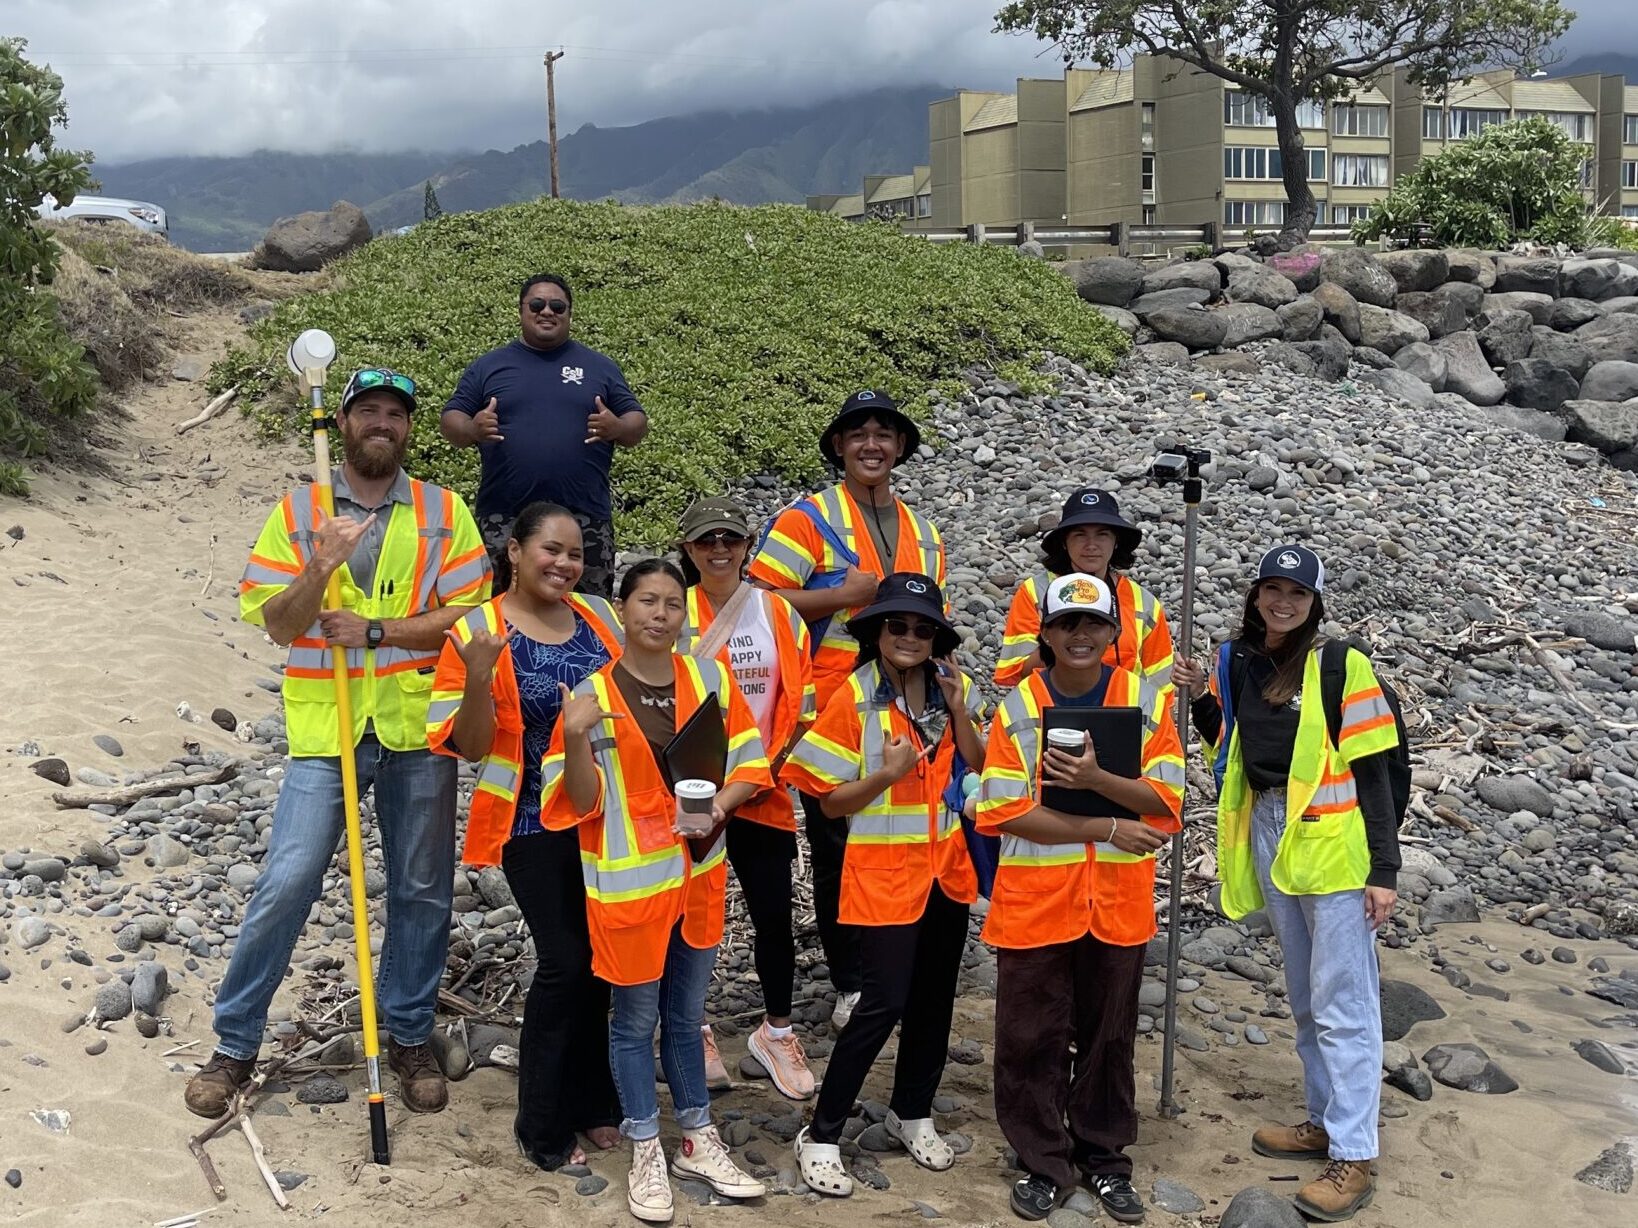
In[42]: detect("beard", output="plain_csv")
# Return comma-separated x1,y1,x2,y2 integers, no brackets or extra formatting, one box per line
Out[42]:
341,428,408,479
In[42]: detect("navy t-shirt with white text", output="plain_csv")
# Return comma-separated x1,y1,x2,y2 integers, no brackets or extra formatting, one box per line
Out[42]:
444,338,643,522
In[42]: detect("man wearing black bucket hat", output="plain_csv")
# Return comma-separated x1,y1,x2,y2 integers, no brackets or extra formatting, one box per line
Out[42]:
995,488,1173,700
748,390,946,1030
782,573,986,1198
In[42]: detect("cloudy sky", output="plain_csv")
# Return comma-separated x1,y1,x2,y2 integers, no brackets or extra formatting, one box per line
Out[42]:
11,0,1630,164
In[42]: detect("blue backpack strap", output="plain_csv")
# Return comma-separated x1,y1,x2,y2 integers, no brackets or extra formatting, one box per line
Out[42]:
781,497,862,653
1212,640,1237,791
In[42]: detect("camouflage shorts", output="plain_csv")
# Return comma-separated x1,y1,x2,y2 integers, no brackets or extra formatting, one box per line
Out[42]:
480,509,615,599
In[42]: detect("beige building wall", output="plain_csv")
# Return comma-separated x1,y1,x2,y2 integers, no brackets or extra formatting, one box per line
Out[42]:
1157,65,1226,226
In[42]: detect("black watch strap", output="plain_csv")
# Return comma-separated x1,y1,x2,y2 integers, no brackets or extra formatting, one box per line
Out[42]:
366,619,385,649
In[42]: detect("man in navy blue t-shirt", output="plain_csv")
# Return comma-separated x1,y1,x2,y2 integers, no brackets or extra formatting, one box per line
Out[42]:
441,272,648,597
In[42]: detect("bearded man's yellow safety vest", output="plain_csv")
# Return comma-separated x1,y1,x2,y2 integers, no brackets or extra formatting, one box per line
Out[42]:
239,476,490,757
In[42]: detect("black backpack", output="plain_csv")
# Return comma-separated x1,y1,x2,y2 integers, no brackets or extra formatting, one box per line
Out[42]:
1227,639,1412,821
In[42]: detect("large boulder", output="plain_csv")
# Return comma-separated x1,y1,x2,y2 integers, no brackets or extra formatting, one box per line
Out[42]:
1435,330,1506,405
1136,341,1191,365
1310,281,1362,344
1360,366,1437,409
1529,327,1594,381
1146,306,1227,350
1394,341,1447,391
252,200,373,272
1574,313,1638,364
1141,261,1222,298
1503,358,1579,412
1493,255,1559,297
1476,308,1535,367
1546,298,1604,332
1352,345,1395,370
1129,287,1213,318
1488,404,1568,441
1067,256,1144,307
1481,290,1554,325
1275,297,1323,341
1561,399,1638,454
1219,1186,1308,1228
1320,247,1397,307
1580,360,1638,403
1397,288,1471,339
1088,303,1139,335
1272,336,1351,381
1267,246,1323,292
1217,302,1284,347
1561,257,1638,302
1226,265,1298,309
1444,249,1496,287
1357,303,1430,356
1603,295,1638,316
1377,249,1450,293
1422,1042,1519,1094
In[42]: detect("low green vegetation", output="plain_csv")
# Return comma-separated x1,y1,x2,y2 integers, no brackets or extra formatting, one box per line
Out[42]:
1352,117,1609,250
213,199,1127,543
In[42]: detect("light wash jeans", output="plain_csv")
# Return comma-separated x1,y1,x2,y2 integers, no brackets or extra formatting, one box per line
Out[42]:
608,922,719,1141
212,736,457,1060
1251,788,1381,1161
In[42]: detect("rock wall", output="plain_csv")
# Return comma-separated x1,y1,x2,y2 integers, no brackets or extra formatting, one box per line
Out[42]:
1065,247,1638,470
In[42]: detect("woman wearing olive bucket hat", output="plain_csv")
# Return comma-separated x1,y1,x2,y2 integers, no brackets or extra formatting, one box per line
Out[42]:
782,573,986,1198
1173,545,1400,1223
995,488,1173,697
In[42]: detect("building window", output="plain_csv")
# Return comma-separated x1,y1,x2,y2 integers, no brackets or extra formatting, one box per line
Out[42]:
1332,153,1390,187
1224,91,1323,128
1331,105,1389,138
1519,110,1593,143
1623,205,1638,219
1626,114,1638,144
1307,149,1326,180
1331,204,1375,224
1141,153,1155,192
1449,107,1509,139
1142,205,1157,225
1623,161,1638,189
1581,159,1596,189
1141,101,1155,148
1223,200,1287,226
916,193,931,218
1423,107,1445,139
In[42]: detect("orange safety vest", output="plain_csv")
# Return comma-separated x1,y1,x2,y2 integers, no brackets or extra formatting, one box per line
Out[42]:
782,661,980,926
541,655,772,986
678,586,816,831
426,593,624,866
995,570,1175,694
975,670,1185,948
747,483,945,710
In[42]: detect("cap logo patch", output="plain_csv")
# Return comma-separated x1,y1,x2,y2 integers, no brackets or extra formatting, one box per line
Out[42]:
1056,577,1104,606
906,579,928,594
1080,492,1101,505
1278,551,1302,570
856,390,876,400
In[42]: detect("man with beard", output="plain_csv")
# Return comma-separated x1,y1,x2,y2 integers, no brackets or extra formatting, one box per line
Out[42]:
184,368,491,1120
441,272,648,598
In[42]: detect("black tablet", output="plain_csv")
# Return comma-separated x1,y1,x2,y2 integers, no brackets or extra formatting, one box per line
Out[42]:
1040,706,1142,820
664,692,728,789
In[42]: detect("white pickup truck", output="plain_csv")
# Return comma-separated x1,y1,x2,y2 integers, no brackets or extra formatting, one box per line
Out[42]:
37,194,169,239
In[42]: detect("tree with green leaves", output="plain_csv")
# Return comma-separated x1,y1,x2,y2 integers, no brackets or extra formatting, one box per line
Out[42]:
0,37,97,494
994,1,1574,246
423,179,444,221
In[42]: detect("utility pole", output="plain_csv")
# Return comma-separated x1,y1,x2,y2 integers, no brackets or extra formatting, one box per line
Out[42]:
544,50,564,199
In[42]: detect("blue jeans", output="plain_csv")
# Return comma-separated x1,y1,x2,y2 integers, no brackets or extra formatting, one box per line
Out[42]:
1251,789,1381,1161
212,737,457,1060
608,923,718,1141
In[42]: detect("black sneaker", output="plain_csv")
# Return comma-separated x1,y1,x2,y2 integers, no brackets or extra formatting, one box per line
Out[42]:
1089,1173,1145,1223
1010,1172,1060,1221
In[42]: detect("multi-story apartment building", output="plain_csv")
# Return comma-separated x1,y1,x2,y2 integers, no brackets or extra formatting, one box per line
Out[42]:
1611,84,1638,219
927,80,1068,228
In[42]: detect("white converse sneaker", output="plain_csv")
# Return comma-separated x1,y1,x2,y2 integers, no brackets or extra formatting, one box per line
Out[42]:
830,990,861,1032
671,1125,766,1199
627,1136,674,1223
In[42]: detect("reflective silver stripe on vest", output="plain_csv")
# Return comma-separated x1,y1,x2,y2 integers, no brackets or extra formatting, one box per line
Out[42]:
413,488,452,612
998,833,1085,866
285,644,365,674
374,646,438,673
242,561,295,587
425,696,461,727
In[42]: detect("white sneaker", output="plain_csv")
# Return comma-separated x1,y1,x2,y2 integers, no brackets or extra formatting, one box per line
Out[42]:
628,1137,674,1223
831,990,861,1032
671,1125,766,1199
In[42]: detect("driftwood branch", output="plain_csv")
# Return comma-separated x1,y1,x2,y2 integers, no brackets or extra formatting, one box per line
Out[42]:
175,386,238,435
237,1112,289,1209
53,762,238,809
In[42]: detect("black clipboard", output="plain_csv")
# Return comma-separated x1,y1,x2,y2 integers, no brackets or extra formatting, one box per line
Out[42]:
1041,706,1142,820
663,692,727,789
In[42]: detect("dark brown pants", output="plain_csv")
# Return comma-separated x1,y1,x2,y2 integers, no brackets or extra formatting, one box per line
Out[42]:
994,934,1147,1186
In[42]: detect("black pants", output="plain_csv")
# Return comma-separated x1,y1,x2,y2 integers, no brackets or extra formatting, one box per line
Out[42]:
726,819,797,1019
810,884,969,1143
994,935,1147,1186
800,789,860,995
502,827,619,1168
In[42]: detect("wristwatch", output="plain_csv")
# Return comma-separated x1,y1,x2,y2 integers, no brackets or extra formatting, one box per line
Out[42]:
366,620,385,650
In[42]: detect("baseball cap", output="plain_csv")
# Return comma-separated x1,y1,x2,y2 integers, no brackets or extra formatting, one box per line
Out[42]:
1256,544,1326,593
340,367,417,415
819,389,921,468
1041,572,1119,627
678,496,751,542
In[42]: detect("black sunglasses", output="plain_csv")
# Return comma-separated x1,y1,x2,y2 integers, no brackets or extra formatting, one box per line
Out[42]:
884,616,937,641
526,297,570,316
690,530,747,548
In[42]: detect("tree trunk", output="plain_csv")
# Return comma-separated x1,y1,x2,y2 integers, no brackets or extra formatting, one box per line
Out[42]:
1270,91,1318,248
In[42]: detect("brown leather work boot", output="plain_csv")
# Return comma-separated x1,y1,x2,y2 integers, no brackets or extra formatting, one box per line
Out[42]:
1251,1119,1331,1160
184,1051,257,1118
388,1038,448,1113
1294,1158,1375,1221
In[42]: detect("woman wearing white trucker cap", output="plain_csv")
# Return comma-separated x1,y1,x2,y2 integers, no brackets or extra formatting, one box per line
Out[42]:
1173,544,1401,1223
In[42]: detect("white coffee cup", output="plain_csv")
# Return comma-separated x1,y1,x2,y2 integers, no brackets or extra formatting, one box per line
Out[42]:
674,778,718,837
1046,727,1087,753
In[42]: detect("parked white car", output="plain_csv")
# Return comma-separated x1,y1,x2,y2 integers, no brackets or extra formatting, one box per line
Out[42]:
36,194,169,238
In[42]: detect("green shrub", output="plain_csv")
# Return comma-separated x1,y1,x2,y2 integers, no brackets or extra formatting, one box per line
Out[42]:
1351,118,1596,249
213,199,1127,544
